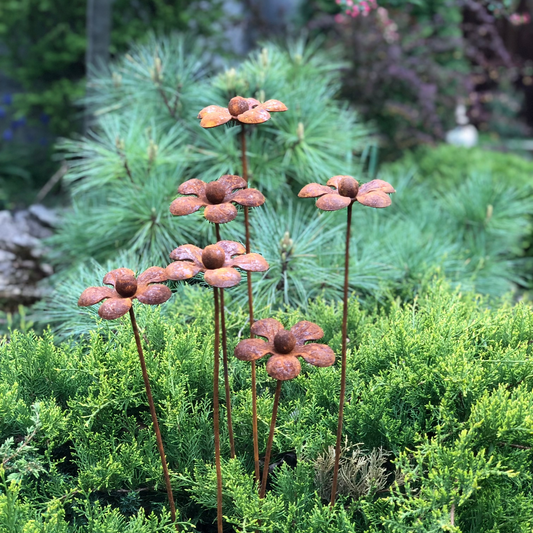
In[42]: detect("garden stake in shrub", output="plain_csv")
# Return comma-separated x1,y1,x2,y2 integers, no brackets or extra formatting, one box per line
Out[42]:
170,174,265,459
78,267,178,528
198,95,287,482
299,176,395,505
165,241,269,532
234,318,335,498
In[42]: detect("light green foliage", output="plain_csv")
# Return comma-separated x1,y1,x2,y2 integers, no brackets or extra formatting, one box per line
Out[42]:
4,280,533,530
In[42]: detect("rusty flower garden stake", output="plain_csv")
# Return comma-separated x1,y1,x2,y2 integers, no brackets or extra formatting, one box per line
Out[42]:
165,241,268,533
78,268,178,528
198,96,287,482
234,318,335,498
299,176,395,505
170,174,265,459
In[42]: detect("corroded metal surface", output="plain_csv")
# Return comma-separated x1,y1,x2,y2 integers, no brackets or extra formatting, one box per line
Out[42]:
78,266,171,319
170,174,265,224
166,241,269,288
298,176,396,211
234,318,335,381
197,95,287,129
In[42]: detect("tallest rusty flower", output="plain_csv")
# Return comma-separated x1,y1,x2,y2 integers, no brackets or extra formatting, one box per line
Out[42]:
197,94,287,488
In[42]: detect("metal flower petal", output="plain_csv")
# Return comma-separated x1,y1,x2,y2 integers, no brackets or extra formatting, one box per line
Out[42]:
316,194,351,211
230,189,265,208
251,318,284,343
136,284,172,305
204,203,238,224
204,267,242,288
198,105,226,119
237,107,271,124
217,240,246,261
266,354,301,381
170,197,207,217
262,99,288,112
98,297,132,320
234,338,271,361
297,343,335,367
218,174,247,193
137,266,168,285
357,190,392,208
103,268,135,287
199,107,232,128
178,178,207,197
230,253,269,272
165,261,203,280
169,244,203,266
298,183,334,198
358,179,396,195
327,175,354,189
290,321,325,345
78,286,115,307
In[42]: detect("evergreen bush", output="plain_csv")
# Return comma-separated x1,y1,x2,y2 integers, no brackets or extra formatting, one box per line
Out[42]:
3,279,533,530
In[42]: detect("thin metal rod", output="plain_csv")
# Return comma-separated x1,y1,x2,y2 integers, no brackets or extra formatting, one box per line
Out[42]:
259,380,282,499
129,308,177,529
213,288,223,533
240,123,260,484
330,202,353,506
215,223,235,459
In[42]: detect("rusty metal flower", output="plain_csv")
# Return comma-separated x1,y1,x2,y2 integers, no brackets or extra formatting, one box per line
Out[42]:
78,267,171,320
170,174,265,224
166,240,268,288
198,96,287,128
234,318,335,381
298,176,395,211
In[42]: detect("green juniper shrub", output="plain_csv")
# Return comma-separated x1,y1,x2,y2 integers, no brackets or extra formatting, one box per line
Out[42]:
3,279,533,530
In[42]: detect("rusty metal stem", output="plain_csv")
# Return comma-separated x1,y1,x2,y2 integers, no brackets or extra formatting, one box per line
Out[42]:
241,123,260,485
259,380,282,499
330,202,353,506
128,308,177,529
215,223,235,459
213,288,223,533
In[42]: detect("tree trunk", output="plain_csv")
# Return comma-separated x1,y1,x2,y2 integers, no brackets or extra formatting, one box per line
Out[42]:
85,0,112,131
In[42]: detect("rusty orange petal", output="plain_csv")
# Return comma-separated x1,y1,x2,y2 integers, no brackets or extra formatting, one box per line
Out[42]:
327,175,356,189
204,203,238,224
200,108,232,128
103,268,135,287
358,179,396,195
297,343,335,367
266,354,301,381
357,190,392,208
178,178,207,197
231,253,269,272
217,241,246,262
230,188,265,207
237,107,270,124
245,98,261,109
169,244,203,266
251,318,284,343
170,196,206,217
298,183,333,198
218,174,247,193
98,297,132,320
137,266,168,286
165,262,202,281
198,105,225,119
316,193,351,212
290,321,324,345
262,99,288,112
204,267,241,288
234,338,271,361
78,286,115,307
136,284,172,305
